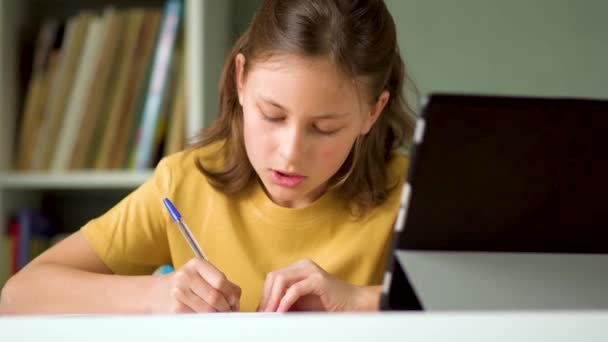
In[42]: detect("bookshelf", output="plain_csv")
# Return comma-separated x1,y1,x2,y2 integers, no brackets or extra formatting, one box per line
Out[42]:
0,0,260,286
0,171,154,190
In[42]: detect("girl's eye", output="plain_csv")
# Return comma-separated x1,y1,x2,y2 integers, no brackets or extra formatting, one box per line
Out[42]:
260,111,340,135
261,113,283,122
314,125,340,135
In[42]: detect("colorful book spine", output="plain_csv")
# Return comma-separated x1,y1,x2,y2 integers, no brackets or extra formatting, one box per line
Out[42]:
7,218,19,275
17,208,53,270
134,0,182,170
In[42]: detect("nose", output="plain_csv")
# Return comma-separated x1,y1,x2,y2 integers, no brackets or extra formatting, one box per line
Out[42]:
279,125,306,163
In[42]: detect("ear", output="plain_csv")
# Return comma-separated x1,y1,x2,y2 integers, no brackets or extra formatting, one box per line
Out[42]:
235,53,246,105
360,90,390,135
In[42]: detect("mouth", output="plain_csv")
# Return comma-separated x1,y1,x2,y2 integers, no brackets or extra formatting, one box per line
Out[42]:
270,169,306,187
274,169,304,177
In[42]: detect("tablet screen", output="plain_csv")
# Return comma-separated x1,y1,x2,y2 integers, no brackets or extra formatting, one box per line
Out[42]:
399,94,608,253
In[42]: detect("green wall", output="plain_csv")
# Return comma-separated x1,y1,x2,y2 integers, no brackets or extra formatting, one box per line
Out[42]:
230,0,260,42
385,0,608,100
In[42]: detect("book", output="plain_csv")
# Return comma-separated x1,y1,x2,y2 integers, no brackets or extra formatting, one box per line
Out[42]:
51,15,106,171
15,19,59,170
7,218,19,275
31,13,92,170
1,222,14,284
149,48,180,164
69,8,124,170
111,9,162,170
164,48,186,156
84,9,131,169
133,0,183,170
93,9,146,170
138,34,182,167
17,208,53,269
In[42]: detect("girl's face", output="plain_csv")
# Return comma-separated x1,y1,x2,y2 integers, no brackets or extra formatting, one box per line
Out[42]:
236,54,388,208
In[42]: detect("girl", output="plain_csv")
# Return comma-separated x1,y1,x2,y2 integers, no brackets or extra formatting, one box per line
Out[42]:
0,0,415,314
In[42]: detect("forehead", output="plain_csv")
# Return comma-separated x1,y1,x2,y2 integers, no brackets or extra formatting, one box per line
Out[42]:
245,54,364,114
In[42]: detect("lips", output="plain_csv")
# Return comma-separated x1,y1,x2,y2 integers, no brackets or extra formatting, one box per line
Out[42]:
270,170,306,187
275,170,303,177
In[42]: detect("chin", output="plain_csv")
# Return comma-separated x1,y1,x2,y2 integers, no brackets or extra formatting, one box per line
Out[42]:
267,184,300,198
263,183,306,206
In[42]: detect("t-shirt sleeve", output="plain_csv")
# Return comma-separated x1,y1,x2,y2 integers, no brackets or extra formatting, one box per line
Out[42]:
81,158,174,275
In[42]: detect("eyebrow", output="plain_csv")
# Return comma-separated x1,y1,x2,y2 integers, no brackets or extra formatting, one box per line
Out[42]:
258,96,350,119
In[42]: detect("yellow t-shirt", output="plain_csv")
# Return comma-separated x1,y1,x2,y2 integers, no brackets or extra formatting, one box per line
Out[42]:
81,145,408,312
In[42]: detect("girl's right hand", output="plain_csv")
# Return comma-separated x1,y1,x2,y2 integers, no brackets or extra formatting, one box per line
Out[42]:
147,258,241,313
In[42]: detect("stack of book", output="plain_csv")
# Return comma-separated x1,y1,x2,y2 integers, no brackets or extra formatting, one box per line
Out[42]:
0,208,64,284
14,0,187,172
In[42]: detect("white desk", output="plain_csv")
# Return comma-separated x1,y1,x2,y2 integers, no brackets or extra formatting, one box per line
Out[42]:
1,312,607,341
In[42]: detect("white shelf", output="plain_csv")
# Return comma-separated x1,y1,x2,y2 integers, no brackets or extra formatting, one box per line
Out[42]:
0,170,153,189
0,0,255,287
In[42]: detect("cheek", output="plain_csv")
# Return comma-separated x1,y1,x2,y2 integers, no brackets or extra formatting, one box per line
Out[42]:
320,146,336,160
243,112,274,154
242,119,254,148
318,137,356,167
319,145,347,168
243,114,261,156
243,106,259,138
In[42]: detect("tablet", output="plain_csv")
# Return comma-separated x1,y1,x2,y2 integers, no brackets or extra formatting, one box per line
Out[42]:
381,94,608,310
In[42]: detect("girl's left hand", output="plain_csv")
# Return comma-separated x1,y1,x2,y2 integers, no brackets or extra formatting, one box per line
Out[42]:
257,259,378,312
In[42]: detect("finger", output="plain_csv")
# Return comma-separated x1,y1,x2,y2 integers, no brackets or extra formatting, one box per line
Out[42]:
264,274,288,312
173,286,217,313
265,267,309,312
258,261,314,311
190,259,240,309
257,272,276,311
189,276,232,312
172,301,195,314
223,280,242,310
230,283,242,311
276,277,316,313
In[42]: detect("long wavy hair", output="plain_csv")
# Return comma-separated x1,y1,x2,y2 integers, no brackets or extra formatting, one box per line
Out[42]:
192,0,416,214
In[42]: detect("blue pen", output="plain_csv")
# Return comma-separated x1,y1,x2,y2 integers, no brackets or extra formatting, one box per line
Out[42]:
163,198,238,311
163,198,208,261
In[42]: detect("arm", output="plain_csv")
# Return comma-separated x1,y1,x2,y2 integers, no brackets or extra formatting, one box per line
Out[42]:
0,157,241,315
0,230,241,315
0,231,156,314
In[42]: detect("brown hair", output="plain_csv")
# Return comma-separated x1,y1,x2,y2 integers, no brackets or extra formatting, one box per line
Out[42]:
193,0,416,213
